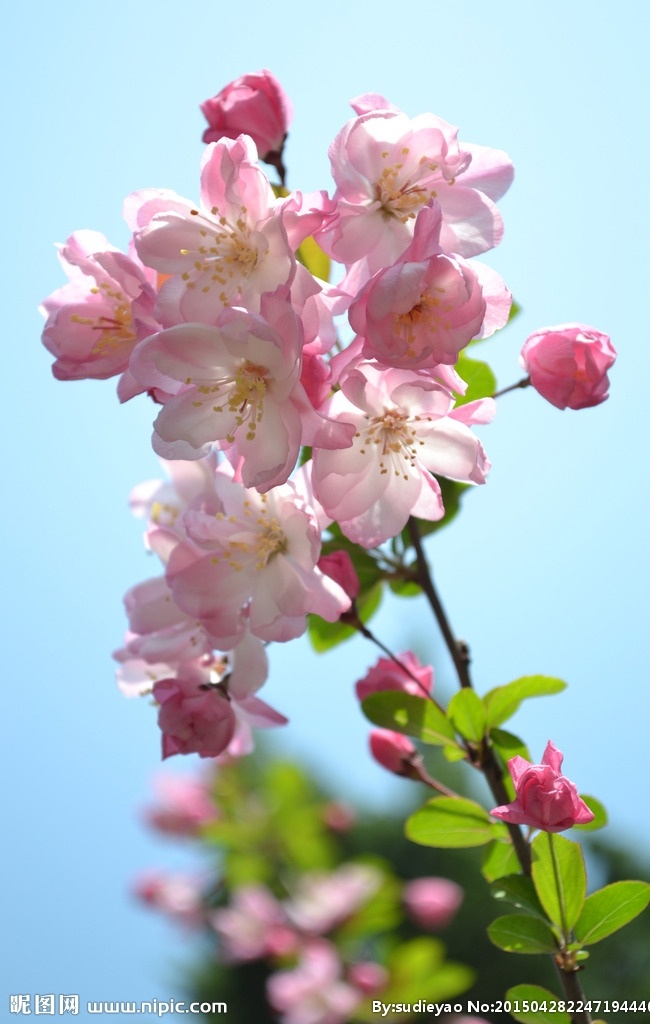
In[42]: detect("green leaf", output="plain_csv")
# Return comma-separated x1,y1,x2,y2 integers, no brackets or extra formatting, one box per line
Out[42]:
484,675,567,729
531,833,586,933
361,690,457,746
489,728,531,770
481,839,520,882
307,582,382,652
296,234,330,281
491,875,547,919
571,794,608,832
505,985,571,1024
453,354,497,405
574,881,650,945
406,796,497,848
488,914,559,954
448,689,487,743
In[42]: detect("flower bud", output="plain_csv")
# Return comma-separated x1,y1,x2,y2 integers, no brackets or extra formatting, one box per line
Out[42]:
369,729,419,776
520,323,616,410
200,70,292,165
403,876,463,930
491,740,594,833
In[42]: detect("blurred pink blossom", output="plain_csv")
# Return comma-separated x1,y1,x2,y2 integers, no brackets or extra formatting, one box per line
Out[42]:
403,876,463,930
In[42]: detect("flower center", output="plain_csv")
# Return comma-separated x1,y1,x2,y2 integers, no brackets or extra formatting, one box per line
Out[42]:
182,205,265,305
374,149,439,223
71,283,136,356
358,407,421,479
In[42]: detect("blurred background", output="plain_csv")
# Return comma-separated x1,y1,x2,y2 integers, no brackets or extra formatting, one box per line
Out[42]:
4,0,648,1014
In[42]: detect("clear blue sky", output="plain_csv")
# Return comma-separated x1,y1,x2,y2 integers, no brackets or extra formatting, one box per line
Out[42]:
4,0,648,1014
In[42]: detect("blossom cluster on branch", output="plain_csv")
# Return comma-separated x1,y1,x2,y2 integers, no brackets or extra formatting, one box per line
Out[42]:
42,70,647,1022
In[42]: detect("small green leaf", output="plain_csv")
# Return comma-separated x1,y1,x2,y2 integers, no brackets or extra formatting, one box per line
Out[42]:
531,833,586,933
489,729,531,772
481,839,520,882
505,985,571,1024
407,796,497,848
448,689,487,743
491,875,547,919
442,743,467,763
296,234,330,281
361,690,457,746
571,795,608,832
574,881,650,945
484,675,567,728
454,354,497,405
487,914,559,954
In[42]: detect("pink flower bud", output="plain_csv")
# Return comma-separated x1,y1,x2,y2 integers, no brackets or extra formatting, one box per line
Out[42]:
200,70,292,164
356,652,433,701
520,323,616,410
369,729,418,776
347,961,389,995
403,877,463,930
153,676,236,760
491,740,594,833
317,550,360,602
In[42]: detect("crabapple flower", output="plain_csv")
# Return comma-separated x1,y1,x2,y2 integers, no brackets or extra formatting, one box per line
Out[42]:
284,864,381,934
133,871,204,928
161,472,351,646
349,202,511,369
403,877,463,930
267,941,361,1024
201,70,292,165
153,670,237,759
356,651,433,701
144,774,216,837
520,324,616,410
490,740,594,833
211,885,297,962
369,729,419,776
130,136,298,324
40,230,159,400
311,363,491,547
130,289,353,489
316,105,513,287
317,550,360,603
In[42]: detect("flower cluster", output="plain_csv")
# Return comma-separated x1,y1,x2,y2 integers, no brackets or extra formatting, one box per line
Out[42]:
40,71,613,761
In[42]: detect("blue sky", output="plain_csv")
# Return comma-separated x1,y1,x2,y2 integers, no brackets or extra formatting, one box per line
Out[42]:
4,0,649,1014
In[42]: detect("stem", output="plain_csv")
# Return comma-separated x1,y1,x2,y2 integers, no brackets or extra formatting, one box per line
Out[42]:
548,833,569,940
492,375,531,399
346,606,445,711
405,521,592,1022
406,518,472,689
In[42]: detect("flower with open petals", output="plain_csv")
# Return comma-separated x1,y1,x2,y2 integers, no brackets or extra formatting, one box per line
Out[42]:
491,740,594,833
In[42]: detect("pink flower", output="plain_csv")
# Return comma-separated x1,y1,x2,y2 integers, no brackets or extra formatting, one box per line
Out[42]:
211,885,297,962
267,941,361,1024
491,740,594,833
201,70,292,165
133,870,204,927
347,961,388,995
403,877,463,930
317,550,360,602
369,729,419,776
356,651,433,701
284,864,381,934
144,774,216,837
153,672,236,759
311,363,491,547
520,323,616,410
349,202,510,370
40,229,159,400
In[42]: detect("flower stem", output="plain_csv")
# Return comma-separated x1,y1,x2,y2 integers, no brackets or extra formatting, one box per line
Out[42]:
492,375,531,399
